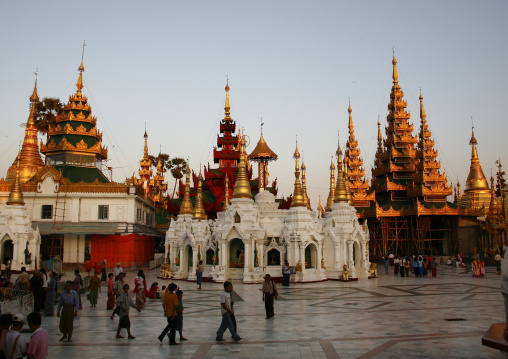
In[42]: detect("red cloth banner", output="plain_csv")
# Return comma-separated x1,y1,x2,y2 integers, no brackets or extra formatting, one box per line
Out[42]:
91,234,155,267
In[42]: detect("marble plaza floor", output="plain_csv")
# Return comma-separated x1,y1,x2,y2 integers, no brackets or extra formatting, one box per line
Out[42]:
29,265,507,358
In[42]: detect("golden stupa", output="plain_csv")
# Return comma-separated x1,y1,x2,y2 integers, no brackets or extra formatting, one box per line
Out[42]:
6,76,45,184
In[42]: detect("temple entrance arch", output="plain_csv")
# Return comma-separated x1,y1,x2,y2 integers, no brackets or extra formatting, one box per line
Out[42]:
353,241,361,267
1,236,13,265
229,238,244,268
305,243,318,269
179,243,193,278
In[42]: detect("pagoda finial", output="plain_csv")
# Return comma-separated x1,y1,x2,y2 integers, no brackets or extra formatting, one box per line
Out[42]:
290,139,306,207
7,153,25,206
377,117,383,152
334,136,349,204
76,40,86,95
469,123,478,160
348,98,353,134
224,77,232,122
28,69,39,126
179,162,193,215
260,118,264,136
326,154,336,211
419,89,426,123
392,48,398,83
301,157,311,210
232,130,252,199
31,69,39,103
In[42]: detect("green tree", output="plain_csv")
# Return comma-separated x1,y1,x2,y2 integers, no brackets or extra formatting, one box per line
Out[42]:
148,153,171,172
33,97,64,135
169,158,187,198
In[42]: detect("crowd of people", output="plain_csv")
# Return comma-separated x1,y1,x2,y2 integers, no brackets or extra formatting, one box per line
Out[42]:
381,255,439,277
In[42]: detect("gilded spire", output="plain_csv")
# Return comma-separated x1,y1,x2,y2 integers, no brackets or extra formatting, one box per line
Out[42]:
179,163,193,215
224,175,229,210
224,78,232,122
301,159,311,210
344,160,353,205
6,72,44,184
334,139,349,204
419,90,426,123
232,131,252,199
76,40,86,96
318,196,324,218
465,126,489,191
457,180,462,201
377,117,383,152
489,175,499,219
7,153,25,206
326,155,335,211
392,50,398,83
193,169,206,220
290,141,306,207
348,99,353,134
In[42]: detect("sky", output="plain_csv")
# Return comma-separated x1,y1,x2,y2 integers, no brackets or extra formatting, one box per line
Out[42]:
1,1,507,205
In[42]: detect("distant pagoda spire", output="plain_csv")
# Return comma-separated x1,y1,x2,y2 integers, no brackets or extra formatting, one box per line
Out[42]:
345,100,370,206
138,127,153,192
325,156,335,211
150,150,167,207
318,196,324,218
6,71,44,184
213,80,240,168
179,163,193,215
488,175,499,221
224,79,232,122
290,141,306,207
334,138,349,204
301,159,311,210
76,41,85,96
409,90,451,201
193,169,206,220
7,153,25,206
232,130,252,199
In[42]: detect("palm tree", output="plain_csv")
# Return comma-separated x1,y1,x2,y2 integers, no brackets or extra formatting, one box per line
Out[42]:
148,153,171,171
169,158,187,198
33,98,64,136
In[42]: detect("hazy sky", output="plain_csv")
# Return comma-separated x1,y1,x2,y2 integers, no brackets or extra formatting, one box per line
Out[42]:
1,1,507,205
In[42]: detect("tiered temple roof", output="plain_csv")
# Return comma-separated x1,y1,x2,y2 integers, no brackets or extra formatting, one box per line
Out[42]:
345,101,372,206
407,92,452,201
213,81,240,168
39,54,109,183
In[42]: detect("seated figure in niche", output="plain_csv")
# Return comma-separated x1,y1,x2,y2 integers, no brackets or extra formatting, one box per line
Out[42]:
267,251,280,266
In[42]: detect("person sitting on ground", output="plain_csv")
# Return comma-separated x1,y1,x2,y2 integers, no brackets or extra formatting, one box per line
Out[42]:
148,282,159,299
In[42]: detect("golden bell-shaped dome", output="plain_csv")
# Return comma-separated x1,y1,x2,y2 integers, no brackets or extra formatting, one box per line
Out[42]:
232,132,252,199
179,163,194,215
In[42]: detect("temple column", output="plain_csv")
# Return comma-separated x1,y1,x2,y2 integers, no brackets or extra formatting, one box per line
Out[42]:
221,241,227,269
169,245,175,271
334,244,340,270
317,242,323,272
244,239,250,271
179,247,184,274
300,243,306,273
348,241,354,268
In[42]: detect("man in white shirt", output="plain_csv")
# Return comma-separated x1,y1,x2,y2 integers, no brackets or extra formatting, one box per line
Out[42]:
114,263,123,281
3,313,27,359
215,281,242,342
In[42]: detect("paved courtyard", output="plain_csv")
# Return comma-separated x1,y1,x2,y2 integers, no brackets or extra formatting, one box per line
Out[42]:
27,265,506,358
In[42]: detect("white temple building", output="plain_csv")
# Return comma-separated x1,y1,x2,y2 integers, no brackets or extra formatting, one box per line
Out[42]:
165,132,370,283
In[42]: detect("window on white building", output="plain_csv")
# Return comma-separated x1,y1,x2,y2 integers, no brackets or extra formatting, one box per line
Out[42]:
41,205,53,219
137,208,142,222
98,205,109,220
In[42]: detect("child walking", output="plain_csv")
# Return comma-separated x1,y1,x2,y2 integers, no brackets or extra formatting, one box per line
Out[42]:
175,290,188,341
115,284,141,339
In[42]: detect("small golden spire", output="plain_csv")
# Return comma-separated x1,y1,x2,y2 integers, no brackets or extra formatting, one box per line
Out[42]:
326,155,335,211
318,196,324,218
224,175,229,211
489,175,499,219
232,130,252,199
193,169,206,220
76,40,86,96
224,78,232,122
334,138,349,204
392,49,398,83
290,140,306,207
465,125,489,192
179,162,193,215
344,160,353,205
377,117,383,152
301,158,311,210
7,153,25,206
348,99,353,134
457,180,462,201
419,89,426,123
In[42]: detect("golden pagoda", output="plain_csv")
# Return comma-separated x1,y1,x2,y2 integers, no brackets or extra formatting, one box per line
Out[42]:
150,152,167,207
344,101,371,206
5,75,45,184
6,154,25,206
458,127,491,211
39,48,108,183
179,163,193,215
137,129,153,192
193,169,206,220
325,156,335,211
232,131,252,199
407,91,452,201
334,140,348,204
290,142,306,207
301,159,311,210
248,120,278,190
